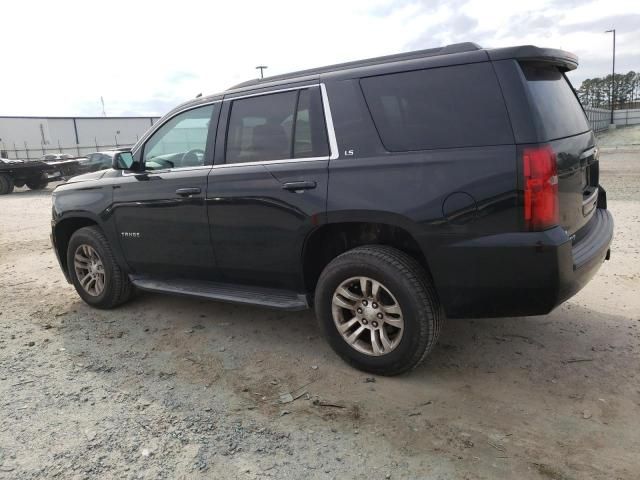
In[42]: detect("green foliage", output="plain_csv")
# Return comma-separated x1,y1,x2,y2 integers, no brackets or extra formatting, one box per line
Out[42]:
577,71,640,109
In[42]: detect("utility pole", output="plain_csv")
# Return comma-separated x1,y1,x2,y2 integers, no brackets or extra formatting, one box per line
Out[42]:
605,29,616,126
256,65,268,79
100,96,106,116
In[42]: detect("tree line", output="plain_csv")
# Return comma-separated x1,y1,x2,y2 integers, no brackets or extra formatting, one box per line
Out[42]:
577,71,640,109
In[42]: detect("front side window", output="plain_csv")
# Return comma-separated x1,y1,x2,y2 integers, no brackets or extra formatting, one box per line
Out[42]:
225,88,329,164
143,104,214,169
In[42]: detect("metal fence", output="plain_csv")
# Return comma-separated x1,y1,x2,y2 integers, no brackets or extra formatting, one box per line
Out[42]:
1,142,135,161
613,108,640,127
584,106,610,133
584,106,640,133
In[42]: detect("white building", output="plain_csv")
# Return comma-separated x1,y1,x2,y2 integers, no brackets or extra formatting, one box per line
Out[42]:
0,115,160,160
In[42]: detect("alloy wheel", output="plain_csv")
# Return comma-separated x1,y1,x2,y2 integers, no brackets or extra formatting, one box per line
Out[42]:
73,244,106,296
331,276,404,356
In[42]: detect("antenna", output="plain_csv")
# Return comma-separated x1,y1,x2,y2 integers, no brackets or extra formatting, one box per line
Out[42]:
255,65,268,79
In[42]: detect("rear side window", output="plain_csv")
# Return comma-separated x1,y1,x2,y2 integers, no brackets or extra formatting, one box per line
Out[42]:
293,89,329,158
225,88,329,164
520,63,590,141
360,63,513,151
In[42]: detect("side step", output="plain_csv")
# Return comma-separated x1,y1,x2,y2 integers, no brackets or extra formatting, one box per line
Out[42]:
129,276,310,311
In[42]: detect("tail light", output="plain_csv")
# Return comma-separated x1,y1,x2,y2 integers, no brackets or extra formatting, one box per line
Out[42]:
523,145,559,231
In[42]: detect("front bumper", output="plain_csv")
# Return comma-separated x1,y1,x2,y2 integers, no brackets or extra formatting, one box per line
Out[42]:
51,222,71,283
432,208,614,318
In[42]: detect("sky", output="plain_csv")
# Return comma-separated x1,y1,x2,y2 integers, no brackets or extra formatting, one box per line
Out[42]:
2,0,638,117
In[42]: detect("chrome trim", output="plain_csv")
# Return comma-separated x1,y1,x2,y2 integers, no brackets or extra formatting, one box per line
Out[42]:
121,164,213,176
131,100,222,156
130,82,339,170
320,83,339,160
225,84,320,101
220,82,338,165
211,156,329,170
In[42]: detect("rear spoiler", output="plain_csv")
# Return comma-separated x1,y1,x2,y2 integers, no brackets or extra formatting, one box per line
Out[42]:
487,45,578,71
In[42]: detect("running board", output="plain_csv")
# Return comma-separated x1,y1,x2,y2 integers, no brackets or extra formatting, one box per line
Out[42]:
129,276,309,311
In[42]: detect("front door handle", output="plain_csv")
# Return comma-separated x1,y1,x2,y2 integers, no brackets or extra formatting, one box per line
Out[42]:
282,181,317,192
175,187,201,197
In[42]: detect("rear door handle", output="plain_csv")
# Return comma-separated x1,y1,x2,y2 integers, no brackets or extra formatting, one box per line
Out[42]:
282,181,317,192
175,187,201,197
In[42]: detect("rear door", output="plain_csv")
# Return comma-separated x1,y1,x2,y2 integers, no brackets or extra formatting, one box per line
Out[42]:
207,85,332,291
112,103,220,278
519,62,597,236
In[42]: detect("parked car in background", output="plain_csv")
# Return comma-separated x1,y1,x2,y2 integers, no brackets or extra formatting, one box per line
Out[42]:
39,153,84,180
51,43,613,375
0,156,23,165
79,151,120,173
41,153,75,162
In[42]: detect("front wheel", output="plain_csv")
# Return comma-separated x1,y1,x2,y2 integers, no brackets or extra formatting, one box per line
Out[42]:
67,226,132,309
314,245,443,376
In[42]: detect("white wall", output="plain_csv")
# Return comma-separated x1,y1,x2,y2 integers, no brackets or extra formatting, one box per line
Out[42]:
613,109,640,127
76,118,156,146
0,116,159,159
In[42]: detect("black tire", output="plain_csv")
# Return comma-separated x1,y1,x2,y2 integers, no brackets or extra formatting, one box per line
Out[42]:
314,245,443,376
67,226,132,309
0,174,14,195
26,173,48,190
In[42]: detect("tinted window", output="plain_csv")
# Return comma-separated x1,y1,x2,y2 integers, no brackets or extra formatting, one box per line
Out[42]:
520,63,590,141
360,63,513,151
144,104,214,169
226,88,329,163
294,89,329,158
100,154,113,168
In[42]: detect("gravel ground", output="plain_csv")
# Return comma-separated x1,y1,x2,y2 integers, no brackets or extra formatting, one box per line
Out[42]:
1,128,639,479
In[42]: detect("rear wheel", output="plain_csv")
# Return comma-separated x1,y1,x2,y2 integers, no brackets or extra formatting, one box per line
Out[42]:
67,226,132,309
314,245,443,376
26,173,48,190
0,174,14,195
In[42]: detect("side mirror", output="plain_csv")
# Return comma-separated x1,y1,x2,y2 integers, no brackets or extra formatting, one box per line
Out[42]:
112,151,137,170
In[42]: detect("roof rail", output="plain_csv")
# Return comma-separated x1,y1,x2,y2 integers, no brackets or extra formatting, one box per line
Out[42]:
228,42,483,91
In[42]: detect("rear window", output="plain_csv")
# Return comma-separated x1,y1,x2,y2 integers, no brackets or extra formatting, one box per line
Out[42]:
520,63,590,141
360,63,513,151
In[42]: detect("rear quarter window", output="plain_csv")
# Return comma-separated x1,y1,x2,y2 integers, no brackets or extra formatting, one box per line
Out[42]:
360,62,514,151
520,62,590,141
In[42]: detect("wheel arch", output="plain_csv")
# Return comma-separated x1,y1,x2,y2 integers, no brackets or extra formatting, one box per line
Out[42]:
301,219,435,295
53,215,124,280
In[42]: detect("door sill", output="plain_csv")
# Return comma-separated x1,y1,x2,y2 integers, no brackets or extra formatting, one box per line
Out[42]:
129,276,310,311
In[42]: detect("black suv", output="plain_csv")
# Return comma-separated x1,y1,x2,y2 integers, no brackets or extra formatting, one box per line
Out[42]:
51,43,613,375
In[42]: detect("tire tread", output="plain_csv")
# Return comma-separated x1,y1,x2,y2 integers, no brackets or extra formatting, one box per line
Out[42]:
316,245,443,375
69,226,132,309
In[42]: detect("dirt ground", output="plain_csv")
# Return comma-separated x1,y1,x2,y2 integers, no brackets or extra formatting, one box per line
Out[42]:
1,127,639,480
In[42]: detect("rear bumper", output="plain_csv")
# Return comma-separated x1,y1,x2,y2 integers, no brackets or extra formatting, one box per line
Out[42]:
432,208,613,318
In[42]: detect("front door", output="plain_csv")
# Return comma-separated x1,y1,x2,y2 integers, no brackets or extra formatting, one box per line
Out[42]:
207,86,332,290
112,103,220,278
